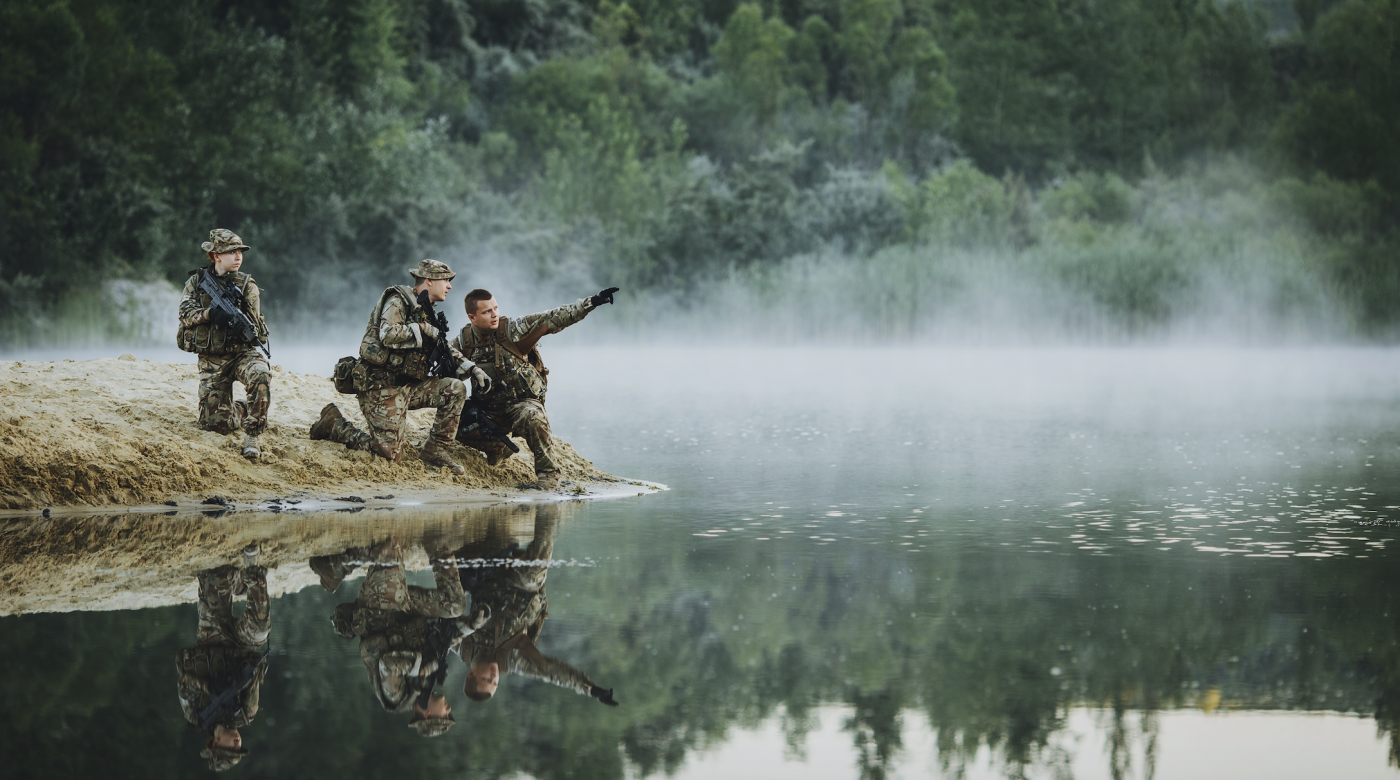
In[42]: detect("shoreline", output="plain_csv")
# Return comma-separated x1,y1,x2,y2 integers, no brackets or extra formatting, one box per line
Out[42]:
0,357,658,511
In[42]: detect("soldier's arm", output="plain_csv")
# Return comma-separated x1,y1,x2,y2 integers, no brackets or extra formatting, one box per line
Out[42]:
508,299,595,341
178,274,212,328
243,280,270,341
506,643,597,697
377,296,425,350
176,673,208,726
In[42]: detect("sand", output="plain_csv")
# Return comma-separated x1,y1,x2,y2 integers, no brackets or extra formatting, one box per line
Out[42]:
0,357,639,511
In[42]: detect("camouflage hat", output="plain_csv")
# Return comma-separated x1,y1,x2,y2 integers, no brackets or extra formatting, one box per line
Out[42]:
409,258,455,281
201,229,251,255
408,713,456,738
200,746,248,772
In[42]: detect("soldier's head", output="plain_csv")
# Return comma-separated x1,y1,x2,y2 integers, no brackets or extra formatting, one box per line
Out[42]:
201,726,248,771
410,259,455,303
409,693,456,737
464,659,500,701
202,229,250,275
465,289,499,331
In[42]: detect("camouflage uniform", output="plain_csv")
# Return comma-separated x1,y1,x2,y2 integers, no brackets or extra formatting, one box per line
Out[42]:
176,564,271,753
313,260,470,471
177,229,271,440
455,508,611,700
452,298,595,479
330,545,470,718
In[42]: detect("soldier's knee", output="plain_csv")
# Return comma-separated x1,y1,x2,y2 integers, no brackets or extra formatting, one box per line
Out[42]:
443,379,467,410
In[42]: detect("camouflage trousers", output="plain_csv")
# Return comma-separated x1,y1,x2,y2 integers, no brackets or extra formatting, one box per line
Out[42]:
197,564,271,648
479,399,558,477
357,557,467,619
197,349,270,437
320,378,465,461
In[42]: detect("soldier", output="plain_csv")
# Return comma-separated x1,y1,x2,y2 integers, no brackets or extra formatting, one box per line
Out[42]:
309,259,490,476
320,538,485,737
455,506,618,707
176,545,271,772
451,285,619,489
177,229,271,459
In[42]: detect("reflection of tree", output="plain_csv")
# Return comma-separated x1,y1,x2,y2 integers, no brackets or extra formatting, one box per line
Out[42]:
845,686,903,780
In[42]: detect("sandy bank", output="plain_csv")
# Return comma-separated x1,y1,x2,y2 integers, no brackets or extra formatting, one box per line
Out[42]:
0,357,640,510
0,502,577,615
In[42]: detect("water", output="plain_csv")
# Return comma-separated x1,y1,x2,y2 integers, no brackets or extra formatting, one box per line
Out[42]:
3,346,1400,779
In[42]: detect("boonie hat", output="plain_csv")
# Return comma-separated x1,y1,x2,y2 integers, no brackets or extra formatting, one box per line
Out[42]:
409,258,456,281
409,713,456,737
201,229,251,254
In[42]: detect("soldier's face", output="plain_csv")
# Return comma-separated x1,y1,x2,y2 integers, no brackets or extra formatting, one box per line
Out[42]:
422,693,452,718
423,277,452,302
469,297,500,331
212,725,242,750
468,661,500,695
212,250,242,275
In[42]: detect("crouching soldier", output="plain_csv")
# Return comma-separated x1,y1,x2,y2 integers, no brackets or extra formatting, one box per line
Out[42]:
177,229,271,459
176,545,271,771
452,286,618,489
309,259,490,475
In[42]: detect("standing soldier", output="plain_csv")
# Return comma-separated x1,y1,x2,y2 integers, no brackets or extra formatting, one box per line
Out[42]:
176,545,271,771
177,229,271,460
451,286,619,489
309,259,490,475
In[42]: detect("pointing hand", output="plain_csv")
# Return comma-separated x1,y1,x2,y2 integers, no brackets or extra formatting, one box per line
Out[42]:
590,287,620,307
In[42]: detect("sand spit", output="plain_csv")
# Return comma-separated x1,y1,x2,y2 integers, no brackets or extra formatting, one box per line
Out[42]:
0,502,578,616
0,357,636,510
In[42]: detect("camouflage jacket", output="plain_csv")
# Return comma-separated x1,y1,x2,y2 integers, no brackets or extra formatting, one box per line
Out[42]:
358,286,465,387
452,299,593,407
177,268,268,355
176,644,269,731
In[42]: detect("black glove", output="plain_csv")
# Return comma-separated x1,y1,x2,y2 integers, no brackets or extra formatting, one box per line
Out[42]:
209,306,232,327
590,686,619,706
590,287,620,307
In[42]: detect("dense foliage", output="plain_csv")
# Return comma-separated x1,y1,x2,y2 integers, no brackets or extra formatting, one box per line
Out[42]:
0,0,1396,342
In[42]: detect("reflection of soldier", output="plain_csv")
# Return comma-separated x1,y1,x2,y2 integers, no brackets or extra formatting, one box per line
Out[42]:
176,546,270,771
310,259,491,475
451,286,617,489
456,507,618,706
319,539,481,737
176,229,271,460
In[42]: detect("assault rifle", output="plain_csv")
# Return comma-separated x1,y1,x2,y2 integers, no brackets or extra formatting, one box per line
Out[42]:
199,269,271,360
415,290,460,379
458,400,520,454
197,647,270,732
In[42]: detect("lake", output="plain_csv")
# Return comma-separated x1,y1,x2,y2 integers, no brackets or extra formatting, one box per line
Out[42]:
3,346,1399,779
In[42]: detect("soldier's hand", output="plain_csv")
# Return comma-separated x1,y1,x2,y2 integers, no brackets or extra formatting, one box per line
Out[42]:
419,321,439,341
209,306,232,327
590,287,620,307
468,365,493,396
590,686,619,706
469,603,491,629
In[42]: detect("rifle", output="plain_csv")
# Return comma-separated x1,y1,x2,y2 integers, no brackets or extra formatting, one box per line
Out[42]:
197,648,270,732
199,269,271,360
457,400,520,454
415,290,460,378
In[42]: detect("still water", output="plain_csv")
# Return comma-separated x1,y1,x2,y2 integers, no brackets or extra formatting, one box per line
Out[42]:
4,346,1400,779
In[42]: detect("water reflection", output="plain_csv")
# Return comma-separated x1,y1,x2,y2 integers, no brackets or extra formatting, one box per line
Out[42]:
176,549,270,771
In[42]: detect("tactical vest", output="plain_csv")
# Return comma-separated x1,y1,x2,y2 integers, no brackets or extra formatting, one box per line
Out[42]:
358,286,431,385
177,268,261,355
176,645,267,728
461,319,549,405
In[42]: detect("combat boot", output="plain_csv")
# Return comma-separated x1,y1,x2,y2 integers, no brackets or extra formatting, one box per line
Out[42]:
242,433,260,460
485,442,514,467
421,440,466,476
309,403,343,441
532,473,560,491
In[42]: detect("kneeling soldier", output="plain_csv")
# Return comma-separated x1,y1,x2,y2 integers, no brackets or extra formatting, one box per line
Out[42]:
177,229,271,460
452,285,618,489
310,259,488,475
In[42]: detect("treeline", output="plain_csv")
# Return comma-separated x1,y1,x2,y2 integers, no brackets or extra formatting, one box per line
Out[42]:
0,0,1396,342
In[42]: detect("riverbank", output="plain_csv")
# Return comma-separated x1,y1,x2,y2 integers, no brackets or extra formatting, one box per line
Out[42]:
0,357,646,511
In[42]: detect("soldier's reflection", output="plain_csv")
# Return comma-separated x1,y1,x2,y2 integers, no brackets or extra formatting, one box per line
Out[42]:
456,506,619,707
176,545,269,772
314,538,481,737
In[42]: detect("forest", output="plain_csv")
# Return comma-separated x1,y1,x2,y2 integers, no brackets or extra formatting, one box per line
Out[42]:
0,0,1396,342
